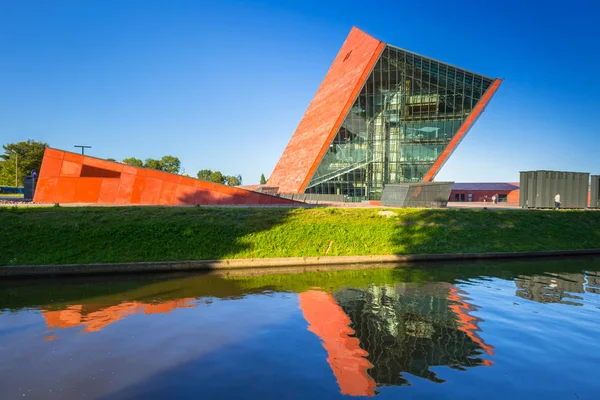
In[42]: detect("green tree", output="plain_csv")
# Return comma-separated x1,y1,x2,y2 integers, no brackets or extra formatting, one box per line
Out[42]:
122,157,143,167
144,158,163,170
160,155,181,174
209,171,226,184
260,174,267,185
225,175,241,186
0,140,48,186
197,169,213,181
106,158,117,162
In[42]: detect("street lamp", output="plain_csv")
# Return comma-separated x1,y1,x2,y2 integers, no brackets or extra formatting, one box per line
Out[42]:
74,145,92,155
10,149,18,188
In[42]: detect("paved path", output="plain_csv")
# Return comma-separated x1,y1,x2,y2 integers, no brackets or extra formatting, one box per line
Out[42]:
447,201,522,210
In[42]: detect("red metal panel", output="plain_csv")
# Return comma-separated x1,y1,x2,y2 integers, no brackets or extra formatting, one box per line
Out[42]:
218,193,238,205
158,181,177,204
508,189,520,204
122,165,139,176
54,177,79,203
173,184,198,205
258,194,272,205
33,177,58,203
45,148,65,160
145,168,171,182
60,160,82,177
40,155,63,178
130,176,147,204
267,27,385,194
423,79,502,182
74,178,103,203
178,175,197,186
208,191,224,205
35,149,303,205
139,178,162,204
115,173,136,204
194,189,213,204
63,152,83,164
98,178,120,204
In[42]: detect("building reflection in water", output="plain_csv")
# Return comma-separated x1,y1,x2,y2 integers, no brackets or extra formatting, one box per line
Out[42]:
300,282,495,396
43,299,197,339
35,268,600,397
515,271,600,305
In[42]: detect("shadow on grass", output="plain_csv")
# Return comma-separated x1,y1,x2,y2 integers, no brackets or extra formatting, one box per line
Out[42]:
0,201,301,266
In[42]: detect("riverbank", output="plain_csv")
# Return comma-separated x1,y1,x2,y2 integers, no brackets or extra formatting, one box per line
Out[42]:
1,206,600,267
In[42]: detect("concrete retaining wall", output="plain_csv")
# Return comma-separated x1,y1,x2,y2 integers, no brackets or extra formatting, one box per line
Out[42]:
2,249,600,278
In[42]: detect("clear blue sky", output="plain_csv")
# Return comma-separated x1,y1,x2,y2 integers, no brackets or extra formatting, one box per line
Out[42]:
1,0,598,184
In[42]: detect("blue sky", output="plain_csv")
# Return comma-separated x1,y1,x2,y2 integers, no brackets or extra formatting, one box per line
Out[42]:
1,0,598,184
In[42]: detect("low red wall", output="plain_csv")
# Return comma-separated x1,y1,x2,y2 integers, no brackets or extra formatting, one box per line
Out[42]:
33,148,301,206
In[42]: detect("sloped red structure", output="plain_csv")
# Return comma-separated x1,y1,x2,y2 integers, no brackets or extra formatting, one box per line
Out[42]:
33,148,300,205
268,27,501,199
268,27,385,194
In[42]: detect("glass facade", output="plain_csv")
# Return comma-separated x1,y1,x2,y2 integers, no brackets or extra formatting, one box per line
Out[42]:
305,45,494,200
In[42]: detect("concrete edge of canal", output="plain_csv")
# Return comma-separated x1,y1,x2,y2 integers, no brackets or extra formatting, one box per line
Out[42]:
2,248,600,278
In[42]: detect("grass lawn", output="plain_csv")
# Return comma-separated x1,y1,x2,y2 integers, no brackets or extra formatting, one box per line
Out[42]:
0,193,23,198
1,206,599,266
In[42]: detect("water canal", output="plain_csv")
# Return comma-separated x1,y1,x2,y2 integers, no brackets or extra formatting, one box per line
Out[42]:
1,258,600,399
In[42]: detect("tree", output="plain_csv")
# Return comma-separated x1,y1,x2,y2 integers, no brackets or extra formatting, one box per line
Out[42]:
144,158,163,170
122,157,143,167
260,174,267,185
225,175,241,186
197,169,212,181
209,171,225,184
0,140,48,186
160,155,181,174
106,158,117,162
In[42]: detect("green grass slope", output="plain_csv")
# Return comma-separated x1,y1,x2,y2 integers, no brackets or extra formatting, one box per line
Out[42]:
1,206,599,266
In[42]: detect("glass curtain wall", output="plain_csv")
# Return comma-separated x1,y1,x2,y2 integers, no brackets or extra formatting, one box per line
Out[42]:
305,45,494,200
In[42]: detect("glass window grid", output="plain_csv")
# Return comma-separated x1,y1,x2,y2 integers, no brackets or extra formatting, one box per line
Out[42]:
306,45,493,200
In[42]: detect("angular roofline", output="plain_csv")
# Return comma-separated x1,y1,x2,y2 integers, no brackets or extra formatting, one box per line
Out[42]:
43,147,297,200
385,43,497,81
354,26,497,80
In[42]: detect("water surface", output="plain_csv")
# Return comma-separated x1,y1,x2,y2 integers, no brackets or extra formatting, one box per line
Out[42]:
1,258,600,399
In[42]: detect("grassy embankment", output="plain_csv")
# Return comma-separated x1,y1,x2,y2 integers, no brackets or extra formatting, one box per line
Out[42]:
1,206,599,266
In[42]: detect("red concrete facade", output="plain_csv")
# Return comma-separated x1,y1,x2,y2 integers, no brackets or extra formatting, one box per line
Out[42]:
33,148,300,205
267,27,385,194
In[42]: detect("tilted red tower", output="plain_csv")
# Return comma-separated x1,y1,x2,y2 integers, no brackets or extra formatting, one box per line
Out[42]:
268,27,501,200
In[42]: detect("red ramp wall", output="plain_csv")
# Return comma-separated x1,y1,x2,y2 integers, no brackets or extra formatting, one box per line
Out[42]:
33,148,300,206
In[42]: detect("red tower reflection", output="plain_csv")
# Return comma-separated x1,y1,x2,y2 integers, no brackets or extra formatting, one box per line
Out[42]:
299,290,377,397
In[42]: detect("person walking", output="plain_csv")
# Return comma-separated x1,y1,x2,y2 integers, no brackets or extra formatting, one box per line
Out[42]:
554,193,561,210
492,194,497,204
